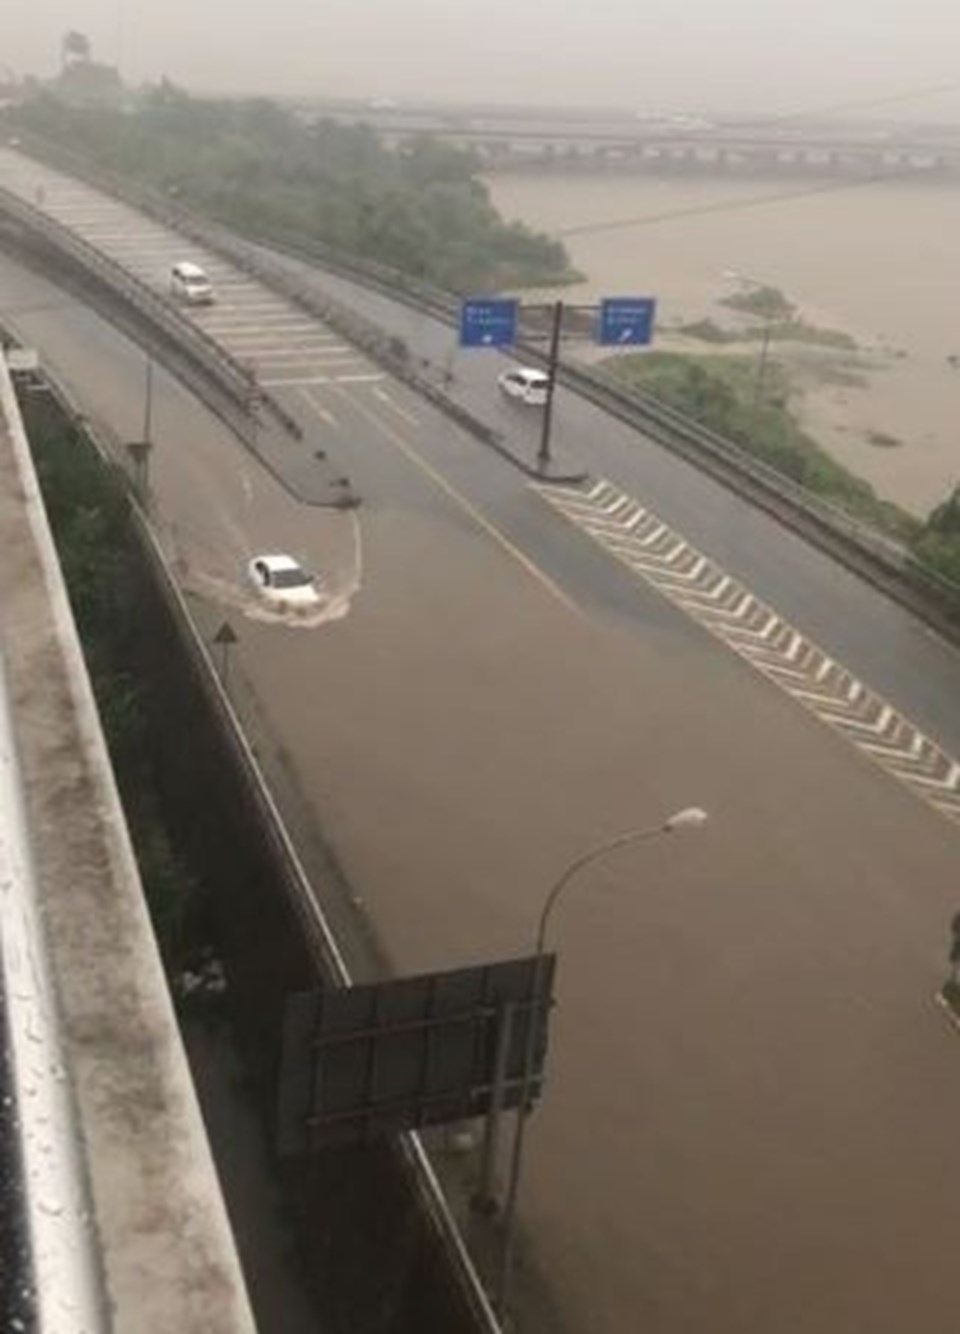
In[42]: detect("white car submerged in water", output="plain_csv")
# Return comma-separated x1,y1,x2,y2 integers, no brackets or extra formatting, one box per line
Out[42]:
247,554,321,609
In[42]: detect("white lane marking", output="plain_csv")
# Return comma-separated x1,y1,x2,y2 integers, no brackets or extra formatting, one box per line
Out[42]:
209,327,340,341
201,323,335,337
372,386,420,426
203,327,331,341
225,348,356,362
198,307,317,321
192,300,300,314
298,387,339,428
327,385,580,615
264,376,333,387
334,373,387,384
533,477,960,825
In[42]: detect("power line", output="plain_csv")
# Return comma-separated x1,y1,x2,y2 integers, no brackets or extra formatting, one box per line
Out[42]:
555,167,920,239
734,79,960,128
553,77,960,240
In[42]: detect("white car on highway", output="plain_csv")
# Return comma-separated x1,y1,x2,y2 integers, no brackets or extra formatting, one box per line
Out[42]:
497,366,550,407
247,554,320,609
170,260,215,306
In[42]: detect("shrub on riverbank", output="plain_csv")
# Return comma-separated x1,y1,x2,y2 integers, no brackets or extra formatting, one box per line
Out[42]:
678,315,855,351
598,350,919,542
914,486,960,587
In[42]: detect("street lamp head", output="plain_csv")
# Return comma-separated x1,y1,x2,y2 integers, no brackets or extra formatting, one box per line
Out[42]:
663,806,709,832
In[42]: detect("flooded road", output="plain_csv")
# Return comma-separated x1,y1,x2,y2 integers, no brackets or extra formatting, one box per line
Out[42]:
488,171,960,515
5,236,960,1334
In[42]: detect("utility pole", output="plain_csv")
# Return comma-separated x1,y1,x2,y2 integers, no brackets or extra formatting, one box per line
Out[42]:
753,318,773,411
124,355,155,504
537,300,564,471
142,355,154,445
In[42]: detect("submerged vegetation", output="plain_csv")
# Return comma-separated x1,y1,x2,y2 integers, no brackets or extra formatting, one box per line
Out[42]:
9,87,578,292
598,347,960,598
914,485,960,587
678,284,856,350
597,349,918,540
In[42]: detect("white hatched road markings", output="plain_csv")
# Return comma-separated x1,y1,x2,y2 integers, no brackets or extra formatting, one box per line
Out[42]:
267,371,385,388
532,477,960,824
0,152,374,383
201,325,339,339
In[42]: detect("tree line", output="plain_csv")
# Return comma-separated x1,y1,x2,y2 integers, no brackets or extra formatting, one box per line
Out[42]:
9,86,577,293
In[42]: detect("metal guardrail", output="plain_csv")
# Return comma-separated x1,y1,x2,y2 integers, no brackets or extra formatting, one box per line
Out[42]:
132,466,505,1334
37,355,505,1334
0,180,253,401
7,130,959,625
0,648,109,1334
0,152,502,1328
226,226,960,630
188,217,960,631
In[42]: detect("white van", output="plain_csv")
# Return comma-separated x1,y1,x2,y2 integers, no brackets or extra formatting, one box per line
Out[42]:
170,261,215,306
497,366,550,407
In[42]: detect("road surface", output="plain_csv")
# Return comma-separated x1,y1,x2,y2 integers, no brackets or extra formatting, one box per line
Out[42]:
2,202,960,1334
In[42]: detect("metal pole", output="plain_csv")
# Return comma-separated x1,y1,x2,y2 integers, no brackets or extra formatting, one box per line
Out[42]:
142,356,154,444
496,814,706,1318
443,347,456,392
753,318,772,410
496,953,547,1316
473,1002,516,1214
537,300,564,470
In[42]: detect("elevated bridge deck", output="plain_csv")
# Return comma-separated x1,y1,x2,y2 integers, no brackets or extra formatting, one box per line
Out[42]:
0,351,256,1333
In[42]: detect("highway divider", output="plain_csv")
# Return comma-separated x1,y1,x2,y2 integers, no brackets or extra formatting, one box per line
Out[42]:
25,354,503,1334
0,188,365,508
2,134,584,480
7,133,959,639
241,228,960,640
0,179,255,401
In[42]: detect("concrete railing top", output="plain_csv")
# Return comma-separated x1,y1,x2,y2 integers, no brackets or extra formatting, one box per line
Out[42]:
0,354,257,1334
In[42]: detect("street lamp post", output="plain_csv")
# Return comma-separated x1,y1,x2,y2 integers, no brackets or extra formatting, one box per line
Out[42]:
495,805,709,1318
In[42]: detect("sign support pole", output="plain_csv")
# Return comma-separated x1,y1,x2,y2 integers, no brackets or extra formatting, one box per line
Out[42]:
472,1002,516,1215
142,356,154,444
537,300,564,470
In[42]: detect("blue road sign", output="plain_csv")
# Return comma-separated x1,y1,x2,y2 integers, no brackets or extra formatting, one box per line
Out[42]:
598,297,657,346
460,297,518,348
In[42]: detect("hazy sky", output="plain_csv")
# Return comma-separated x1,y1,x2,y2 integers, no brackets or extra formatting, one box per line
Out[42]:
6,0,960,116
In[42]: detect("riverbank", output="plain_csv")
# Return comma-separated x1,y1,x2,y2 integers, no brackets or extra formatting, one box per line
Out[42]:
486,171,960,518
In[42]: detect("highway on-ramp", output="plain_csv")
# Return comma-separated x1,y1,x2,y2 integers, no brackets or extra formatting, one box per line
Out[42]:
2,169,960,1334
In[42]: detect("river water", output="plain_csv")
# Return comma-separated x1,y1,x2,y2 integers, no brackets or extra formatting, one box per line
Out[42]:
487,171,960,516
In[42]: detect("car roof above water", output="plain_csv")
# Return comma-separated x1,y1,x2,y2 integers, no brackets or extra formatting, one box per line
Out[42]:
255,553,303,574
171,260,210,279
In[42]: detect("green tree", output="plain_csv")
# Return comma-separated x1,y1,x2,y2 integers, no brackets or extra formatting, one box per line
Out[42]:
926,484,960,538
11,90,577,291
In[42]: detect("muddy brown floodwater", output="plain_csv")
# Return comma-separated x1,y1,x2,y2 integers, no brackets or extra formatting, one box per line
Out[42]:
487,170,960,516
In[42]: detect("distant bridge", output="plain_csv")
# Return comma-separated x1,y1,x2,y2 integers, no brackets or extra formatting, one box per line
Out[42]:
297,100,960,179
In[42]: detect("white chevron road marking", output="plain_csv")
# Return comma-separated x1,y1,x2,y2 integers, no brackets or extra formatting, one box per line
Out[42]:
532,477,960,822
